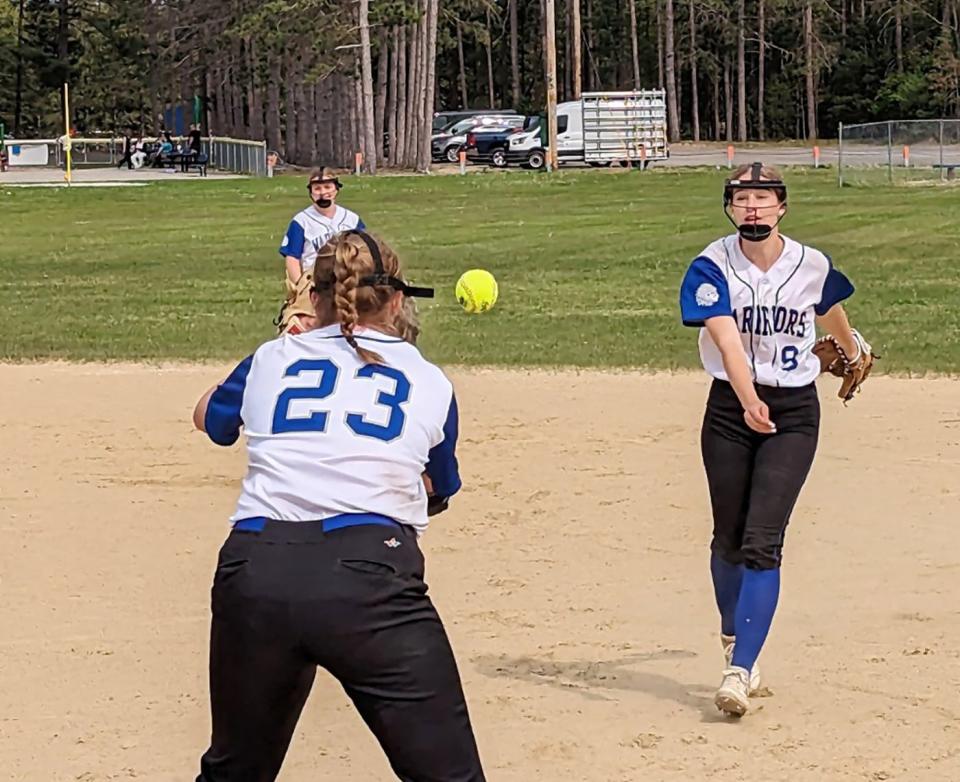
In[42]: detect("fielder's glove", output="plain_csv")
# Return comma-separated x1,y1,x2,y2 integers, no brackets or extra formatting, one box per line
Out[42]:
275,274,317,336
813,329,878,403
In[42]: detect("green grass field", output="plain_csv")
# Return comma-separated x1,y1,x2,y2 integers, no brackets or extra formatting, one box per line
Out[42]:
2,168,958,371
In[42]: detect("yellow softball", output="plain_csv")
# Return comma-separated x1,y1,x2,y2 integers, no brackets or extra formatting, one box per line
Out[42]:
455,269,499,314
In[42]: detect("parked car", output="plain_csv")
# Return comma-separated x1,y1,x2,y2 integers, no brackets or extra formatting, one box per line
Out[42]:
432,108,519,133
463,116,541,168
432,115,526,163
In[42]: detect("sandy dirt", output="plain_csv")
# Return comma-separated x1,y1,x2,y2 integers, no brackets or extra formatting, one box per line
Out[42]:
2,364,959,782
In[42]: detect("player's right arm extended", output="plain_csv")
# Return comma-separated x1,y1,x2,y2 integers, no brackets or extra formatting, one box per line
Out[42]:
704,316,776,434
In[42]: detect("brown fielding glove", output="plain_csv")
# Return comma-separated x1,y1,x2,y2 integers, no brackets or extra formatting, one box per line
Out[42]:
275,274,317,335
813,329,878,403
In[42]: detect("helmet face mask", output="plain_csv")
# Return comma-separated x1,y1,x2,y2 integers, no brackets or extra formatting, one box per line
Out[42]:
723,161,787,242
307,169,342,208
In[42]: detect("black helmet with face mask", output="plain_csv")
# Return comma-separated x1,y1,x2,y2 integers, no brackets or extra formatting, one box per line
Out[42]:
307,167,342,208
723,161,788,242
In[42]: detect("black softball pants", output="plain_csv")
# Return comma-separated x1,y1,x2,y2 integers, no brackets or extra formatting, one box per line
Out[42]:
196,519,485,782
701,379,820,570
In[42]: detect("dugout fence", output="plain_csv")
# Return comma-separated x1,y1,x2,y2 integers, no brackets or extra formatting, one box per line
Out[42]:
1,135,267,176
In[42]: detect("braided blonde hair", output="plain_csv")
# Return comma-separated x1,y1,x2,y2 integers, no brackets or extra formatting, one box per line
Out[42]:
312,232,409,365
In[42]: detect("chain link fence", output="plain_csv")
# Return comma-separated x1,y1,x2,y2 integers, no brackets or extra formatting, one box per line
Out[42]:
838,120,960,186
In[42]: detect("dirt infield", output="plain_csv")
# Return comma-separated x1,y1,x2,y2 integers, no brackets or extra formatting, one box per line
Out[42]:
2,364,959,781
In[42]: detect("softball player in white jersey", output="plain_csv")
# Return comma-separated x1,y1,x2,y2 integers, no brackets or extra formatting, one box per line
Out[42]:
193,230,485,781
279,167,365,284
679,162,875,717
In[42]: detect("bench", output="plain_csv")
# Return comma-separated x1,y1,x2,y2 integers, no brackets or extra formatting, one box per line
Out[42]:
181,152,208,176
932,163,960,180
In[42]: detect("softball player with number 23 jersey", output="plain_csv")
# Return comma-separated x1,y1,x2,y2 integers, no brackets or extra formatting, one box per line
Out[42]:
193,230,485,781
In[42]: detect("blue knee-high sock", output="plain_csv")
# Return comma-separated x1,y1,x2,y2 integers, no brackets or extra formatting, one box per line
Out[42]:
731,568,780,671
710,553,744,637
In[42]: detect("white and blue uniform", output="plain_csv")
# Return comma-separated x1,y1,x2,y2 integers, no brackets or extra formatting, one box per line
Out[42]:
681,231,859,698
196,325,485,780
205,324,459,535
279,206,365,273
679,233,854,386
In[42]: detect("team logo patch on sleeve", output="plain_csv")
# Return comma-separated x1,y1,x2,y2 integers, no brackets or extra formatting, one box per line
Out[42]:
695,283,720,307
281,235,289,247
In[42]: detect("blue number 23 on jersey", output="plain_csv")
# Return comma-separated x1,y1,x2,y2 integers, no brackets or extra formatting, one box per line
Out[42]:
272,359,410,442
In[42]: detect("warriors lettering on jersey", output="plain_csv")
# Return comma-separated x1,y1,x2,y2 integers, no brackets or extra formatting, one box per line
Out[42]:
679,233,855,388
734,306,808,338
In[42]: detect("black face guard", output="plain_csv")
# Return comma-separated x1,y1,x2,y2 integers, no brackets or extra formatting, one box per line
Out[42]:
723,161,787,241
312,230,435,299
307,174,342,208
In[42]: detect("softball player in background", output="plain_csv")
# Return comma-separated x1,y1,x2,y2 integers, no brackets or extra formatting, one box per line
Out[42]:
679,162,874,717
193,230,485,780
279,167,365,284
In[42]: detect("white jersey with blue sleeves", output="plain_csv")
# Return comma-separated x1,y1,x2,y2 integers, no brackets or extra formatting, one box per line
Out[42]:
204,324,459,534
279,205,365,273
679,233,854,388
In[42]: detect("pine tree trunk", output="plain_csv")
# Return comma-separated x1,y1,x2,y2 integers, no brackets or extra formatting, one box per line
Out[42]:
14,0,25,134
148,24,163,133
629,0,641,89
416,6,429,167
510,0,521,104
804,0,817,140
57,0,69,120
713,69,721,140
656,0,665,90
485,8,496,107
247,38,264,141
359,0,377,172
231,41,244,135
313,81,323,162
333,75,345,163
421,0,439,171
404,15,421,167
688,0,699,142
284,56,297,162
456,22,468,107
664,0,680,141
758,0,765,141
352,69,362,163
387,27,400,166
375,29,389,166
895,0,904,73
724,55,733,142
395,25,408,165
267,54,282,151
223,66,235,136
737,0,747,141
296,68,312,164
564,2,571,99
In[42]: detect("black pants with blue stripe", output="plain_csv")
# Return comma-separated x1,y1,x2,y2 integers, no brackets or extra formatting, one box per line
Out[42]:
196,520,485,782
701,379,821,570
